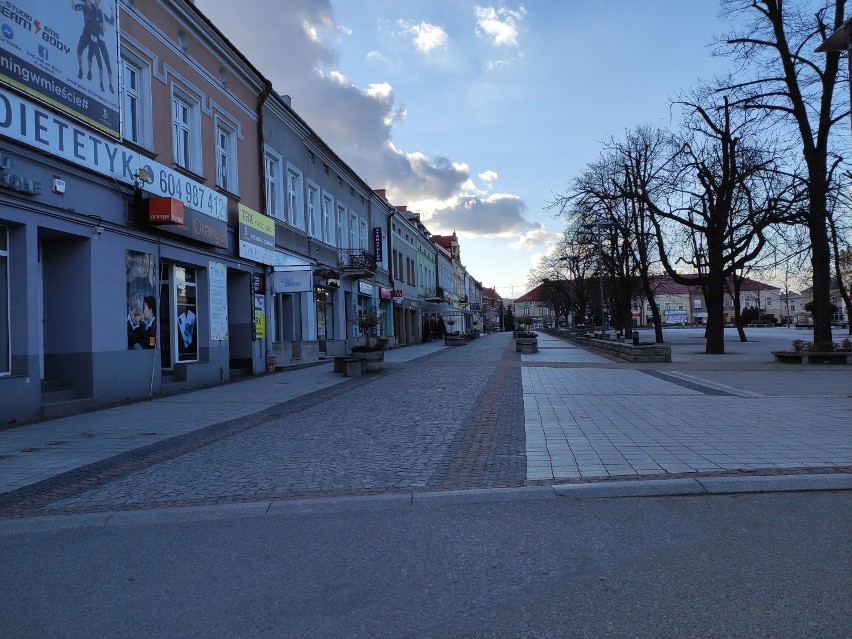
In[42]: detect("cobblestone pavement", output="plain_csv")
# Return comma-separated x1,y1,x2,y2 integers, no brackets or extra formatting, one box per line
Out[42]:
0,329,849,517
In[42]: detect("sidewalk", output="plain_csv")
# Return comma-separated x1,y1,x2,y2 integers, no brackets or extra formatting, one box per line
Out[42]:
0,329,849,508
0,340,447,495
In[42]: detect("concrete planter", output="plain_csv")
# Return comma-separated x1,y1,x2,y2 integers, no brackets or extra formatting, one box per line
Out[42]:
351,350,384,371
515,337,538,353
444,336,467,346
772,351,851,365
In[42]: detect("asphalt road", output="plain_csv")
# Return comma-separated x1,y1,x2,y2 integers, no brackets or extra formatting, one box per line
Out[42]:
1,490,849,638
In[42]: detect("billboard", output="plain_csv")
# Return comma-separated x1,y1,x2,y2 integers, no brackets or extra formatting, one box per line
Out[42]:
0,0,120,137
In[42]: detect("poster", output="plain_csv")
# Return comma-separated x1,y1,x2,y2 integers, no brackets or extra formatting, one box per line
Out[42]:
253,294,266,339
125,250,157,350
176,266,198,362
208,261,228,341
0,1,120,136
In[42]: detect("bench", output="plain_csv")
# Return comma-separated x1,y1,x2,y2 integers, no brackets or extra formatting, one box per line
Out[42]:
772,351,851,365
341,358,363,376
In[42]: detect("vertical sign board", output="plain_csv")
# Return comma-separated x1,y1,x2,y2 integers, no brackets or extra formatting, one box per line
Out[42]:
208,261,228,341
0,1,120,137
372,227,383,263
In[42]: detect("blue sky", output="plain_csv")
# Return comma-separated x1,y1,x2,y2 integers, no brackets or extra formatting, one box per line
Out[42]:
197,0,737,298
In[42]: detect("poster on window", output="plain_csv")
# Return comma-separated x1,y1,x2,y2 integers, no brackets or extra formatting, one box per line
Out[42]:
126,250,157,350
176,275,198,362
208,261,228,341
253,294,266,339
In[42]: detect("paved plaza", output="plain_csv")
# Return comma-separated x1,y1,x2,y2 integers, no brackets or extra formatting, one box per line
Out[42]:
0,328,849,517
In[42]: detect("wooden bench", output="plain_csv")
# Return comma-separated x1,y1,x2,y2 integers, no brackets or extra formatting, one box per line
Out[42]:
772,351,851,365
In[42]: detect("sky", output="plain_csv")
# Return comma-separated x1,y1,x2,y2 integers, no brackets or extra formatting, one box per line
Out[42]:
195,0,737,299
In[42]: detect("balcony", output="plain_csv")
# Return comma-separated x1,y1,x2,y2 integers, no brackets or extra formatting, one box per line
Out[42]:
423,286,443,303
338,249,376,275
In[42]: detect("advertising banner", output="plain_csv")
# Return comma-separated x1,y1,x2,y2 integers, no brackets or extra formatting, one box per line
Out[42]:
0,1,120,136
125,250,157,350
238,204,276,265
253,294,266,339
208,261,228,341
271,270,312,293
372,227,383,262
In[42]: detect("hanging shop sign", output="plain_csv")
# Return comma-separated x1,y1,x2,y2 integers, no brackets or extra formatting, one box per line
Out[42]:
147,197,185,225
379,287,393,300
392,289,404,301
238,204,276,265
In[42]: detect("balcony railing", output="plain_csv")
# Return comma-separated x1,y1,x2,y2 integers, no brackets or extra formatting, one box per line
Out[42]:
338,249,376,272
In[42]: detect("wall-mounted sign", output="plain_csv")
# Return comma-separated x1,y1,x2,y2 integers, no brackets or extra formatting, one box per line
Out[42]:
154,206,227,247
0,152,42,195
271,270,312,293
0,1,120,137
209,261,229,341
372,227,383,262
238,204,276,265
0,89,226,220
358,281,374,296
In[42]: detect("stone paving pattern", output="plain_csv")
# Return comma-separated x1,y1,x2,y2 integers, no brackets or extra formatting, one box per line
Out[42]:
0,328,849,516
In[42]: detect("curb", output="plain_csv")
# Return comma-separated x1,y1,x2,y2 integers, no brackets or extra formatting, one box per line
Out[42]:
0,474,849,533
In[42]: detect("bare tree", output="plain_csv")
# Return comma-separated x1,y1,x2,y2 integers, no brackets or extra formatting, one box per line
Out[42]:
720,0,848,343
631,97,795,353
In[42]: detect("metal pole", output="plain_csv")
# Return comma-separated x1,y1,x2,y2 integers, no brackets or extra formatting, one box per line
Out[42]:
598,223,605,335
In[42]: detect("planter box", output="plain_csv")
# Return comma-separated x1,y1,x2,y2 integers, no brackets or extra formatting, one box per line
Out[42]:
444,336,467,346
772,351,851,365
515,338,538,353
351,350,384,371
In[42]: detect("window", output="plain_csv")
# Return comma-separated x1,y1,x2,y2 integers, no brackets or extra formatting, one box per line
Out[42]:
336,204,345,248
694,299,702,309
286,164,303,228
120,54,151,147
215,119,237,193
349,212,357,249
523,307,531,315
264,148,283,219
306,181,319,237
321,192,333,243
0,225,8,375
360,219,367,250
171,89,200,172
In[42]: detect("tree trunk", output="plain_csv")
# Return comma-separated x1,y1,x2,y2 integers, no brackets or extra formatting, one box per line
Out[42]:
809,210,833,343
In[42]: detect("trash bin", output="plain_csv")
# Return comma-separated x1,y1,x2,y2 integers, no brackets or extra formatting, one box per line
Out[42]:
632,331,639,346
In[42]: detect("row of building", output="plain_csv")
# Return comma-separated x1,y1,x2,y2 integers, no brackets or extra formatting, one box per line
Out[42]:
512,274,848,328
0,1,504,424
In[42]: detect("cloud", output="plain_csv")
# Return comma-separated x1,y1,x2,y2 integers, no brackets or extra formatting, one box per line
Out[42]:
398,19,448,53
473,5,527,47
426,193,531,236
194,0,539,239
507,224,559,250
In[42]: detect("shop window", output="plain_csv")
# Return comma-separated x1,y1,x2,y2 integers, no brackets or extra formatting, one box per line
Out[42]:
174,266,198,363
0,225,8,375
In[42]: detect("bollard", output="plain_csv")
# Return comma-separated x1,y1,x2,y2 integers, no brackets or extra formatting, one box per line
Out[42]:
632,330,639,346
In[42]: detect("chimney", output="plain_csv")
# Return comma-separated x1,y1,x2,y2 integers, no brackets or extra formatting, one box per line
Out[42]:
373,189,387,200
